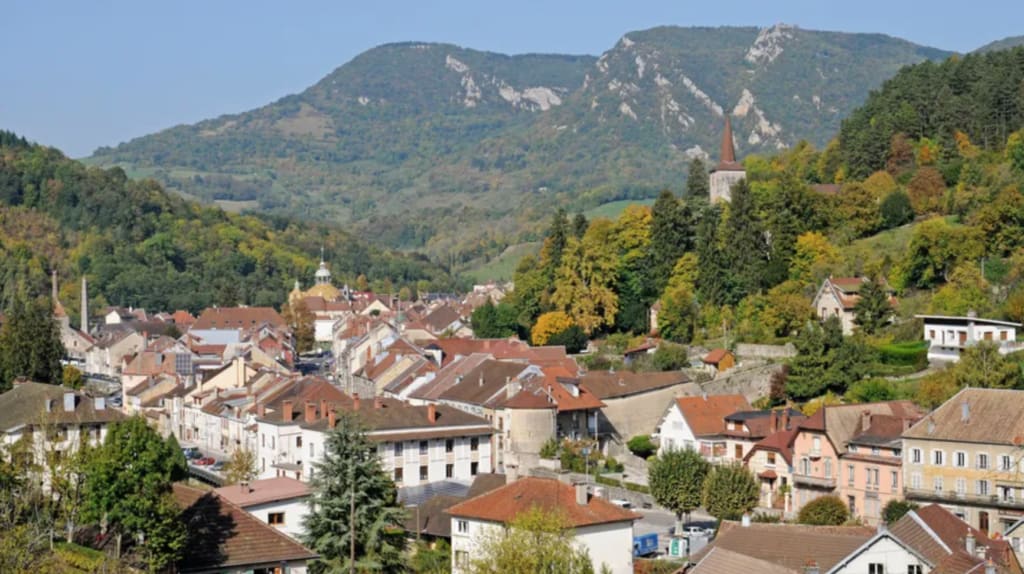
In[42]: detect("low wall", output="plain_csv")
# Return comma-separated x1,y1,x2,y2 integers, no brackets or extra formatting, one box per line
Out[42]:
735,343,796,360
699,363,784,403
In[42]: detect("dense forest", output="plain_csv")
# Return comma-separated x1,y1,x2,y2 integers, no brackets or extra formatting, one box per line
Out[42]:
0,132,456,318
474,46,1024,406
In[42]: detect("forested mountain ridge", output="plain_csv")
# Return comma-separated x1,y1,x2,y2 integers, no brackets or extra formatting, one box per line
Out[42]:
88,25,951,265
0,131,455,318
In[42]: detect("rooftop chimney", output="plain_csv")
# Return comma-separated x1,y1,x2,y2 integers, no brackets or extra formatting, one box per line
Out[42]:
741,512,751,527
986,559,997,574
63,391,76,412
257,403,266,417
966,530,976,555
304,401,316,423
94,396,105,411
803,560,820,574
282,400,293,422
782,409,791,431
558,472,572,484
861,410,871,432
352,393,360,411
328,408,337,429
374,396,383,409
320,399,328,418
575,482,588,506
962,401,970,424
45,398,53,413
505,465,519,484
427,404,437,424
769,410,778,432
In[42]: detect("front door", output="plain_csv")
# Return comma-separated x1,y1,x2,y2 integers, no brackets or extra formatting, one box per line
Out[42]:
979,511,990,533
735,444,743,460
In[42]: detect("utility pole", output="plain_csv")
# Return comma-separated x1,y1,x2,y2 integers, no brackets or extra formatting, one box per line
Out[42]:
350,452,356,574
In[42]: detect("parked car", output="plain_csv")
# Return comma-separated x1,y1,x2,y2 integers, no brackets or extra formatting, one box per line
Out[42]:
195,457,215,466
182,447,201,460
210,461,225,472
681,525,714,538
610,499,633,509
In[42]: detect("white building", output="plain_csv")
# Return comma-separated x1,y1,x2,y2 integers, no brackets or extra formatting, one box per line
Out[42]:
215,477,310,540
655,394,751,461
447,476,638,574
709,116,746,204
916,313,1022,362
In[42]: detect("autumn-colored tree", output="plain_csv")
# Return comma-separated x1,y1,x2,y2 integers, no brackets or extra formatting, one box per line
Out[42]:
915,370,959,409
907,167,946,214
531,312,574,346
915,137,940,166
789,232,841,286
282,300,315,354
930,264,992,316
1004,288,1024,323
658,283,697,343
972,186,1024,256
836,182,882,238
954,130,979,159
1007,129,1024,173
761,281,812,338
355,274,369,292
899,218,984,288
862,171,899,199
551,220,619,334
886,133,915,175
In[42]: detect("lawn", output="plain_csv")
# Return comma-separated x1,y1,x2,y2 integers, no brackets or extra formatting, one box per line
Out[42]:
584,198,655,220
462,241,542,282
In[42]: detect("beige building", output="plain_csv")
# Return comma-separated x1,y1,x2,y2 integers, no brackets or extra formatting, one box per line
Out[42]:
708,116,745,204
903,387,1024,535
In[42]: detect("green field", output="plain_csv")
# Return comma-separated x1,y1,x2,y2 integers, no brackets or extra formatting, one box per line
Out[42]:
463,241,542,282
584,199,655,220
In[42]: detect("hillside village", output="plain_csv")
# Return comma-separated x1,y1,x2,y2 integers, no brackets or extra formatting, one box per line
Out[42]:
5,14,1024,574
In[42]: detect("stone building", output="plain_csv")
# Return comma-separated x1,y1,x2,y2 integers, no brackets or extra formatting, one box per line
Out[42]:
709,116,746,203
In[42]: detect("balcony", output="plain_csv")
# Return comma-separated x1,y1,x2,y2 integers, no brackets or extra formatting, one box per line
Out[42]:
792,473,837,489
904,487,1024,510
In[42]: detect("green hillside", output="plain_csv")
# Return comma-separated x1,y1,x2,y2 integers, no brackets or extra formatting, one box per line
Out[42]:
88,25,951,267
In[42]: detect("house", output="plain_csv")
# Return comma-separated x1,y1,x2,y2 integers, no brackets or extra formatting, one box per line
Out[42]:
902,387,1024,535
0,381,126,483
215,477,310,540
401,473,508,540
791,401,922,523
655,394,752,461
745,425,801,510
173,483,316,573
828,504,1022,574
708,116,746,204
192,306,287,331
84,326,146,377
622,340,658,365
447,476,639,574
813,277,895,335
579,370,698,457
687,518,874,573
701,348,735,375
916,313,1023,362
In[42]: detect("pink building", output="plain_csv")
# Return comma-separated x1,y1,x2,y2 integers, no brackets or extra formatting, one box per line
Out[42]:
791,401,923,524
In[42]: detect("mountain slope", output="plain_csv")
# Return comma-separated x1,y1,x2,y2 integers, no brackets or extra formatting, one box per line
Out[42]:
89,25,951,264
974,35,1024,54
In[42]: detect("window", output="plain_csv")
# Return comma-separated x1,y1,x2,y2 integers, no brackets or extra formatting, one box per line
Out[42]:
454,550,469,567
456,520,469,534
977,480,990,496
865,467,873,486
471,462,479,475
735,444,743,459
911,448,922,464
296,436,302,448
933,476,943,494
419,440,428,455
908,566,923,574
891,471,899,489
848,465,855,486
268,512,285,525
394,442,403,456
446,463,454,478
812,436,821,453
1002,486,1015,502
394,467,403,482
956,478,967,495
419,465,428,481
824,458,832,479
445,439,454,453
766,452,776,465
932,450,944,466
978,453,989,470
911,473,922,489
1002,455,1013,471
309,443,314,458
868,564,884,574
471,437,479,451
955,451,966,468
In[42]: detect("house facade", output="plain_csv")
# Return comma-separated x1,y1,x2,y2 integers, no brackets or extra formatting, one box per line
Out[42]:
655,394,752,461
215,477,310,540
916,314,1022,362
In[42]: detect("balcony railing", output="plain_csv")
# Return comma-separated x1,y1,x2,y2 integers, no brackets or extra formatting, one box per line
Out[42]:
792,473,837,489
904,487,1024,510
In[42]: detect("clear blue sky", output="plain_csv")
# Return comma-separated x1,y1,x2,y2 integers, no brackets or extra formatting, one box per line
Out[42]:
2,0,1021,157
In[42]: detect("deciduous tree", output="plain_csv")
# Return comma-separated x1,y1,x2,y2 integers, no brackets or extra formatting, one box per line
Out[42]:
468,507,596,574
531,312,574,346
797,495,849,525
701,463,759,521
551,221,619,334
223,447,257,485
648,448,709,530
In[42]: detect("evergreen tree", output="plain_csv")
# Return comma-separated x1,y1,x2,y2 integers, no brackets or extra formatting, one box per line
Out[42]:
701,463,759,521
303,412,406,574
541,209,570,281
686,158,709,198
572,212,589,238
880,190,914,229
648,448,710,531
649,190,692,292
695,206,728,306
721,179,768,304
853,277,892,334
0,291,65,390
471,300,499,336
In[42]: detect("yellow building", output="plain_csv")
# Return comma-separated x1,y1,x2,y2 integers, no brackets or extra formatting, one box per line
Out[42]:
289,255,342,304
903,387,1024,535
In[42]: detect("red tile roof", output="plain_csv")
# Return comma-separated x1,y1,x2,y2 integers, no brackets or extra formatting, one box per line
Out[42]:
214,477,310,508
744,427,801,466
447,477,639,528
702,348,733,365
675,394,752,437
192,306,286,330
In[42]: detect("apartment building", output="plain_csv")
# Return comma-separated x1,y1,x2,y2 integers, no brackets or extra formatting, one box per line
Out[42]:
903,387,1024,535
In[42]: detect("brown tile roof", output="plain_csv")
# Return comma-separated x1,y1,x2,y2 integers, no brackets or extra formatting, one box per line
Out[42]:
192,307,286,330
802,400,923,455
436,359,530,406
214,477,310,508
884,504,1022,574
579,370,691,400
466,473,508,499
744,427,801,466
293,396,493,440
674,394,752,437
0,382,127,430
447,477,639,528
424,305,462,333
690,546,795,574
903,387,1024,445
173,483,316,571
702,348,732,364
403,494,463,538
692,520,873,572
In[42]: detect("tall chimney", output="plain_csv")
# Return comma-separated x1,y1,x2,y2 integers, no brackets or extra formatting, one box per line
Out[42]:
575,482,588,506
94,396,105,411
862,410,871,432
769,410,778,432
803,561,820,574
320,399,328,417
505,465,518,484
81,276,89,333
304,401,316,423
282,400,293,422
374,396,383,410
257,403,265,417
741,512,751,527
328,408,337,429
966,530,976,555
352,393,360,411
427,404,437,424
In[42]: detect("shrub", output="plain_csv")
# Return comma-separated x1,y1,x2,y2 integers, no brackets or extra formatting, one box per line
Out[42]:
882,500,918,524
652,343,689,371
539,438,559,459
798,495,850,525
627,435,657,459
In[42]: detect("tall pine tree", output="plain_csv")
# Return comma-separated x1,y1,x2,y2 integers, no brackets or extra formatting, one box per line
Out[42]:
695,205,728,306
853,277,893,334
303,412,406,573
721,179,768,305
0,291,64,390
686,157,710,198
649,190,693,292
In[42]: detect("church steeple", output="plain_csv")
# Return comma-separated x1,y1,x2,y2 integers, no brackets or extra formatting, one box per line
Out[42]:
720,116,736,165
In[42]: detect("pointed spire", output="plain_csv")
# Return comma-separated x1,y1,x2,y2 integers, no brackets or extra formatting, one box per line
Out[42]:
720,116,736,164
320,245,325,265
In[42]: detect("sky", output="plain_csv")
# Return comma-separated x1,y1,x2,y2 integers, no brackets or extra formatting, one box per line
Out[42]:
2,0,1022,158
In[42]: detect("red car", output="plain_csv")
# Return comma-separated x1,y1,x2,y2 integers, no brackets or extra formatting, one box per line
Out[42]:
194,457,215,466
